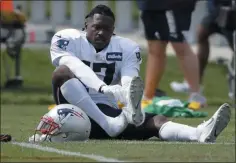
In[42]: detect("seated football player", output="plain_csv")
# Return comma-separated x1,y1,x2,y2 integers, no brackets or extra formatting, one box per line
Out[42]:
29,5,231,143
50,5,145,138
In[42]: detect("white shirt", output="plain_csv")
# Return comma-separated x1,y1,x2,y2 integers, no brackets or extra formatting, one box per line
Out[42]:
50,28,142,107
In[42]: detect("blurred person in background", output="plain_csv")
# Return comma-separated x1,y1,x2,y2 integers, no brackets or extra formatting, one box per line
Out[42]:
137,0,206,108
170,0,234,99
0,0,26,88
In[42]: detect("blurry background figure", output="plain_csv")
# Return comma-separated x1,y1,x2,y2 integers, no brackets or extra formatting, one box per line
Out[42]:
137,0,206,108
1,0,26,88
170,0,235,100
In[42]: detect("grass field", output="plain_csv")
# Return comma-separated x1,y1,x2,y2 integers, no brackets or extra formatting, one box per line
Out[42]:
1,48,235,162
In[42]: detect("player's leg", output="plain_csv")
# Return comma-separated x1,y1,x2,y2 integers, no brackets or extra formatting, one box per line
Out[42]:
89,104,124,139
168,9,206,106
170,13,223,94
88,76,145,139
140,10,168,102
221,29,235,99
90,104,157,140
52,65,128,137
93,103,231,142
140,103,231,142
197,13,219,84
222,29,234,51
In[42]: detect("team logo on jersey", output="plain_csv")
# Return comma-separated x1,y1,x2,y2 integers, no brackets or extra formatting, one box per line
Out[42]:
54,39,70,51
106,52,122,61
136,52,142,62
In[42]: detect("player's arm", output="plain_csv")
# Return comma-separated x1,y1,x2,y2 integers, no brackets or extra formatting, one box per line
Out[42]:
50,32,106,92
120,46,142,88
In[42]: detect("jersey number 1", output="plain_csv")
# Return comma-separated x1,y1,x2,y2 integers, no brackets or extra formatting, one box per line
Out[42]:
82,60,115,85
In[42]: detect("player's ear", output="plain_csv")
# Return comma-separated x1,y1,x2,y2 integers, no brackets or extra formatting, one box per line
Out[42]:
84,17,89,30
84,22,87,30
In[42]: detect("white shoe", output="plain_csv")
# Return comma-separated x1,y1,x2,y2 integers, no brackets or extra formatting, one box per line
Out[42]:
170,81,204,93
197,103,231,143
123,76,145,127
188,92,207,107
170,81,190,93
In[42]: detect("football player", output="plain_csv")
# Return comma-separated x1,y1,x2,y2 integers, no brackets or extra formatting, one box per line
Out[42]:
48,5,231,142
50,5,145,138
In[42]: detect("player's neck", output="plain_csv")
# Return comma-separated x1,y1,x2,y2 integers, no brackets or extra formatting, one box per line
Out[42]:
95,48,103,53
86,36,105,53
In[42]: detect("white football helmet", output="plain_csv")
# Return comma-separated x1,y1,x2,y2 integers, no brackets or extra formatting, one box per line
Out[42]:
33,104,91,142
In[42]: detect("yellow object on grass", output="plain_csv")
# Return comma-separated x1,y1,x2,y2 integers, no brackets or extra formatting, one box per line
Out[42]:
188,102,201,110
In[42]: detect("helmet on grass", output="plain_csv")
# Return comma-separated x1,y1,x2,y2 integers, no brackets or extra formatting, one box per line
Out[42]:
34,104,91,142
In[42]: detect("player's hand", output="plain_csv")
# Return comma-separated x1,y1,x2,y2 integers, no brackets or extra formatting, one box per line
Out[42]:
101,85,127,104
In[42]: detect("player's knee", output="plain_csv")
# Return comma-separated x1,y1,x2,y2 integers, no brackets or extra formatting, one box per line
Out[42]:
153,115,169,129
147,40,167,58
52,65,74,86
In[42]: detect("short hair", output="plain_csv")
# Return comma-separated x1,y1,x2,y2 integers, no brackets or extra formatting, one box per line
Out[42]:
85,4,115,22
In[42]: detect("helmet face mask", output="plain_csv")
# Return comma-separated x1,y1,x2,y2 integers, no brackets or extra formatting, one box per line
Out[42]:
33,115,61,142
36,116,60,135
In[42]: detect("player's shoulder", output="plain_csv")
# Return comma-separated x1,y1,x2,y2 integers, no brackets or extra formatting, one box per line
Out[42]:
111,35,140,52
53,28,84,40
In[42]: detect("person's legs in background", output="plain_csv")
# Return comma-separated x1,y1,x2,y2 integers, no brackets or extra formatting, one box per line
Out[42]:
170,13,215,93
171,13,234,100
168,9,206,106
141,9,205,108
140,11,169,108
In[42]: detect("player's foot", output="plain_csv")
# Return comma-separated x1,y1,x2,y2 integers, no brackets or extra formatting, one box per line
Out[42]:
107,112,129,137
123,76,145,126
197,103,231,143
170,81,204,93
188,92,207,108
170,81,190,93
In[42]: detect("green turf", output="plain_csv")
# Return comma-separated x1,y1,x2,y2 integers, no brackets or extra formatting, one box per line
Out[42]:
1,143,94,162
1,104,235,162
1,49,235,162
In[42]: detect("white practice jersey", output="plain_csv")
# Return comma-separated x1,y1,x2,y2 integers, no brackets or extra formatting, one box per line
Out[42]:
50,29,142,107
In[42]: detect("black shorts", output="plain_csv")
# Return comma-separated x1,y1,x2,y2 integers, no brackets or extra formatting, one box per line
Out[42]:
52,84,159,140
201,10,233,47
141,9,193,42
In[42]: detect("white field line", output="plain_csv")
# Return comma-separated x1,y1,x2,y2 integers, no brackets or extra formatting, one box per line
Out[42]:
108,141,235,145
11,142,127,162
